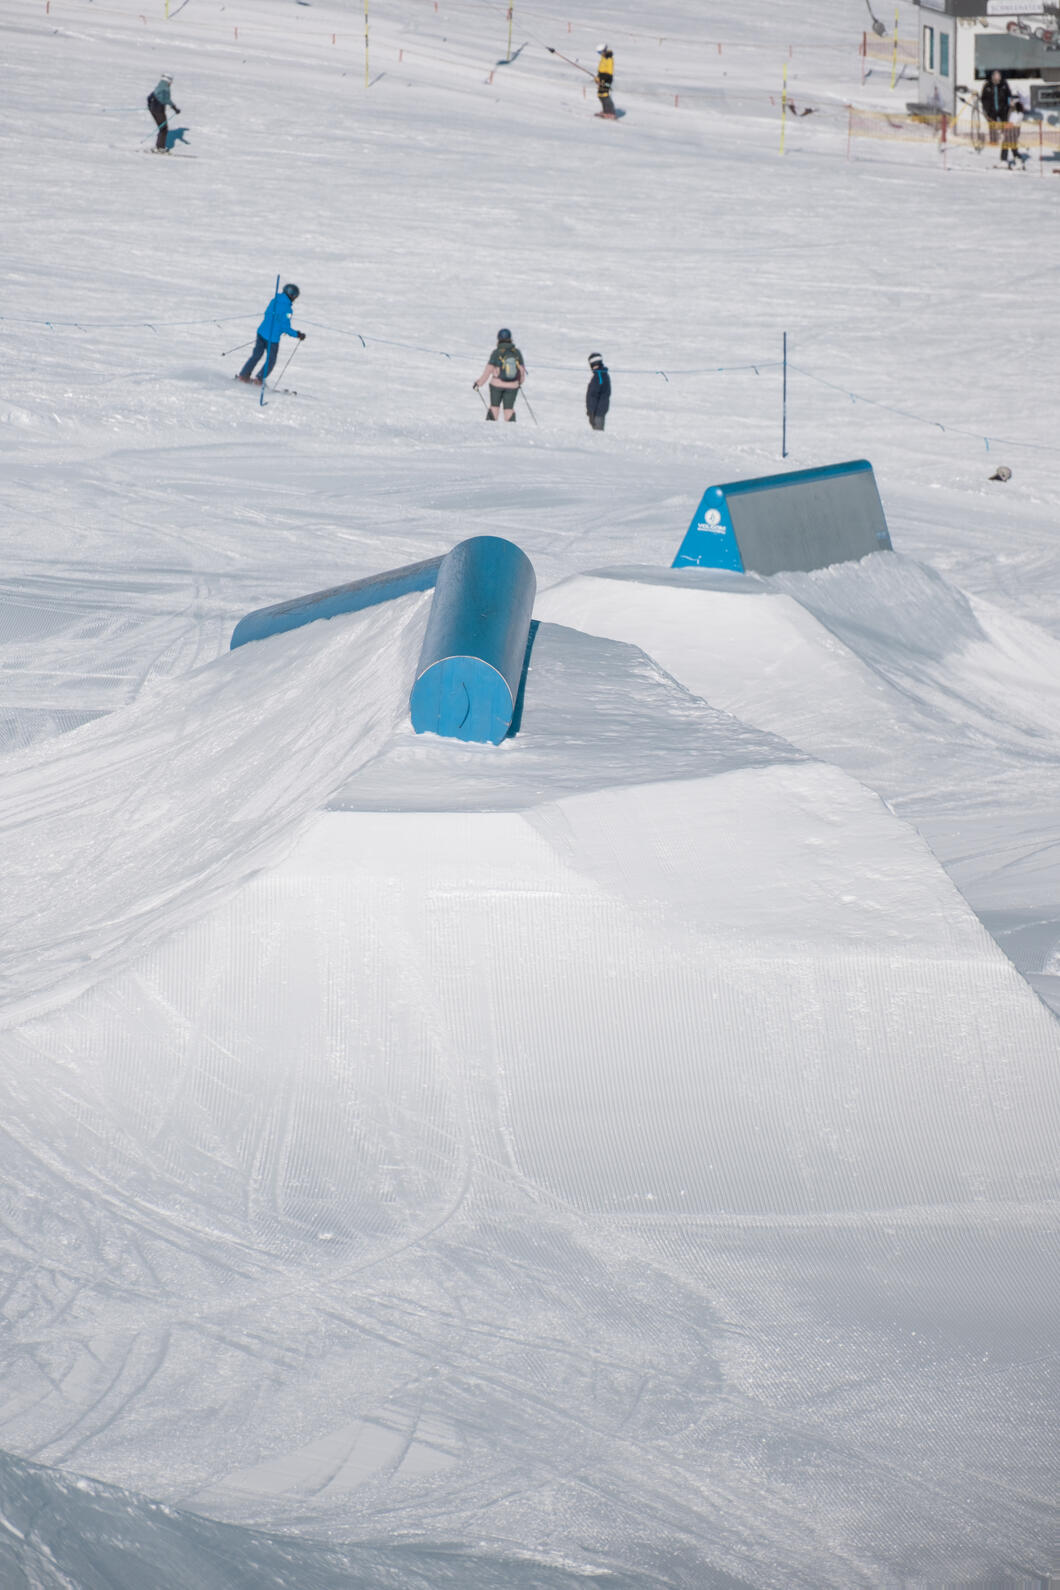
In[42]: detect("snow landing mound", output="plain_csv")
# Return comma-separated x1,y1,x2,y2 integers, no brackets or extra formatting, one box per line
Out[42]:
537,557,1060,1011
253,764,1059,1220
0,617,1056,1584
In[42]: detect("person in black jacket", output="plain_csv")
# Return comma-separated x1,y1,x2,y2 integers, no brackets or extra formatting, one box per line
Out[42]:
586,352,610,431
980,70,1011,158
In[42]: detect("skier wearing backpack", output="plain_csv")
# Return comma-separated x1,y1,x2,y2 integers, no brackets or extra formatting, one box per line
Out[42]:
236,283,305,385
473,329,526,422
146,74,180,152
586,352,611,431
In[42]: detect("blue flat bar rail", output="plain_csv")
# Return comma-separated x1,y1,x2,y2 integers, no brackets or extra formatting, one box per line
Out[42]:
230,557,444,650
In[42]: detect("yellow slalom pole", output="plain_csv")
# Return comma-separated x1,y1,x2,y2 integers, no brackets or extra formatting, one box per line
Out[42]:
780,62,787,153
506,4,514,64
165,0,169,17
890,7,899,89
364,0,370,87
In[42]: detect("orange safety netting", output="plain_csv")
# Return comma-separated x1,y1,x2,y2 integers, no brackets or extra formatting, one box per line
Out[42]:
847,105,1060,169
861,33,918,66
851,105,1060,143
847,106,942,143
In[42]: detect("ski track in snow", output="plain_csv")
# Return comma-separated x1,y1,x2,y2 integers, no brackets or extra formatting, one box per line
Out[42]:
1,0,1058,1587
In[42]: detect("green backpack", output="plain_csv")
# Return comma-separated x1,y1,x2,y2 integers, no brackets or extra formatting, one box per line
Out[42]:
496,345,520,381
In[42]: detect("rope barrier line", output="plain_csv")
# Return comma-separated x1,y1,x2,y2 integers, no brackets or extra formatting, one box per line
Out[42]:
0,313,258,331
304,321,783,376
4,306,1054,454
788,363,1060,456
37,0,774,54
36,0,818,115
0,310,780,380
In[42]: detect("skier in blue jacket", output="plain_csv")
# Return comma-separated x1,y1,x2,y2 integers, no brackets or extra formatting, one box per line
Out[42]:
237,284,305,385
586,352,611,431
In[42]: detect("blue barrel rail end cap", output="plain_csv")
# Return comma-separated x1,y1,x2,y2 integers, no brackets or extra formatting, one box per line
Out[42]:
410,535,536,745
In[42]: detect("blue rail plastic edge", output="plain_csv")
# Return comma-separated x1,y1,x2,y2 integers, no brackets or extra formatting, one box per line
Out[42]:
230,556,444,649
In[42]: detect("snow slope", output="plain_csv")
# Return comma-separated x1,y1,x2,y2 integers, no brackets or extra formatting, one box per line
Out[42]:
1,0,1058,1586
2,712,1057,1587
537,553,1060,1011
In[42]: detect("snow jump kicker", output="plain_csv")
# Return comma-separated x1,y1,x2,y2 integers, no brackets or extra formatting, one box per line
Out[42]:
673,459,892,576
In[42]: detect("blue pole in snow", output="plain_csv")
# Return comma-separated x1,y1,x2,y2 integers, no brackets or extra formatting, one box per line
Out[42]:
260,272,280,407
782,331,788,458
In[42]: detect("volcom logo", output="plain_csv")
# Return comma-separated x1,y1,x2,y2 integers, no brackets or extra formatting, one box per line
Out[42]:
699,509,726,534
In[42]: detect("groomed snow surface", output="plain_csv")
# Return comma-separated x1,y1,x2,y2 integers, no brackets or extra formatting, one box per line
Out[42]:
2,1,1058,1587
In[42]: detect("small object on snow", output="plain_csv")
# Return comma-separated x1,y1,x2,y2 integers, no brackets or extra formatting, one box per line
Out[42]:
989,465,1012,482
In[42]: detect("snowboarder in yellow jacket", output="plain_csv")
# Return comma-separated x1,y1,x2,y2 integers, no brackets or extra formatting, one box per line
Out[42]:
596,46,616,119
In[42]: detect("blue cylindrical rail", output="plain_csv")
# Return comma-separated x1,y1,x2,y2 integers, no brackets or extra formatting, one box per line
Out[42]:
409,536,536,744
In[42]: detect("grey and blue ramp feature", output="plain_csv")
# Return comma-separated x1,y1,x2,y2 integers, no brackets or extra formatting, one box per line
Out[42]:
230,556,444,650
673,459,892,577
410,535,536,745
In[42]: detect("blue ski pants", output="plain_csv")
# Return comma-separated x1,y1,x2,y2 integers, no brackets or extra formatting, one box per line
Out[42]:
239,335,280,382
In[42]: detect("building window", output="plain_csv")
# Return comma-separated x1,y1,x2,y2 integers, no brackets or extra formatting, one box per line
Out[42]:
923,25,934,72
940,32,949,76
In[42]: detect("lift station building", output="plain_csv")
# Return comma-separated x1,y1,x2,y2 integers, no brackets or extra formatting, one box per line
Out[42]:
915,0,1060,115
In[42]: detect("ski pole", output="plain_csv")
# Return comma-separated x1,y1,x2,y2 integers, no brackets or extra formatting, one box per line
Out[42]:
274,337,302,386
545,44,595,77
141,114,173,145
221,339,254,357
473,383,489,412
516,387,538,426
261,273,281,408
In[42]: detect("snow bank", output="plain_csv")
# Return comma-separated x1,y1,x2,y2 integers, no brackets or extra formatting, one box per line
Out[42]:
0,592,430,1024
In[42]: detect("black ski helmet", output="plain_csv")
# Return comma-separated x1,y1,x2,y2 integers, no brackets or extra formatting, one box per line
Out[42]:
283,283,300,301
588,352,604,368
497,327,512,342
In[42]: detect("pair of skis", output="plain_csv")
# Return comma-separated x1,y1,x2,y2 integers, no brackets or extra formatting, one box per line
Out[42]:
236,379,298,397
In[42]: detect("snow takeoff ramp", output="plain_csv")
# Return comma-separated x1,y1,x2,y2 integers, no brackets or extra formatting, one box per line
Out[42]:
231,536,536,745
673,459,892,576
